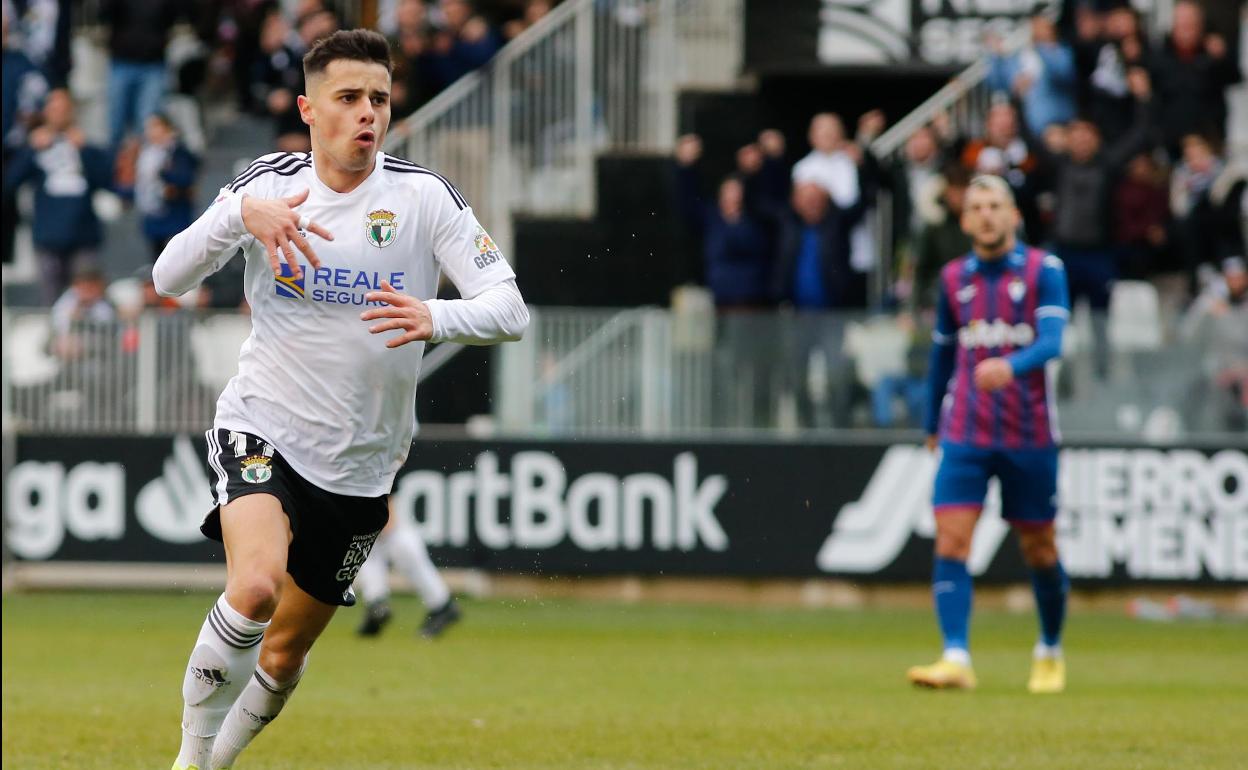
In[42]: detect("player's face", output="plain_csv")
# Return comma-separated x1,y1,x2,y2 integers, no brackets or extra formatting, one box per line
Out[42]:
302,59,392,174
961,185,1020,254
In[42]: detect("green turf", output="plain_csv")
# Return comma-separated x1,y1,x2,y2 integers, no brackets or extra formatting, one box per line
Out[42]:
2,592,1245,769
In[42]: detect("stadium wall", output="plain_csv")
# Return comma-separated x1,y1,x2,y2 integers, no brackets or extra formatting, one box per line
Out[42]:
5,434,1246,587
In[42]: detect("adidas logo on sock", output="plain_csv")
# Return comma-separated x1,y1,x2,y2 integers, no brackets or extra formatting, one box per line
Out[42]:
191,667,230,688
242,707,274,725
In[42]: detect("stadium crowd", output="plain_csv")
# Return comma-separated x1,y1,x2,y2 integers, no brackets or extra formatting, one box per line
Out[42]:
670,1,1245,432
1,0,1244,434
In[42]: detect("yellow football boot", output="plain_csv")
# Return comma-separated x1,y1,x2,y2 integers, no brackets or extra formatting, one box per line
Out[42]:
907,658,978,689
1028,656,1066,694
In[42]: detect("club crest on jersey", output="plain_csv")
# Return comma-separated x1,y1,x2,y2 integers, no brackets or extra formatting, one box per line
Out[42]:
366,209,398,248
240,456,273,484
1008,278,1026,303
473,225,503,269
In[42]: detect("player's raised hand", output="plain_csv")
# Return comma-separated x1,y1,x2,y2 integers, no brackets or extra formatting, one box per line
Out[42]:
240,188,333,280
360,280,435,348
973,357,1014,391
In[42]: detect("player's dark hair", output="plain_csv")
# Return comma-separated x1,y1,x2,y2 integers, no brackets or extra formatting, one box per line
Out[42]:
303,29,393,80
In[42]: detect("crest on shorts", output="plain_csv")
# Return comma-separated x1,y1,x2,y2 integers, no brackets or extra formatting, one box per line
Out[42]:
240,456,273,484
1008,278,1026,303
366,208,398,248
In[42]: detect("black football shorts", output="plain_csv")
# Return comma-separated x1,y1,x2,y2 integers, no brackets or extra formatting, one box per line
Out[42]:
201,428,389,607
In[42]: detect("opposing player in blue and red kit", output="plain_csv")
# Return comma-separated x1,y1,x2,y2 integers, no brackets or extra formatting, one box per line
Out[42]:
909,175,1071,693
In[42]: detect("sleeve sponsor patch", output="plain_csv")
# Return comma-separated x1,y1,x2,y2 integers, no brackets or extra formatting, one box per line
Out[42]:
472,225,503,269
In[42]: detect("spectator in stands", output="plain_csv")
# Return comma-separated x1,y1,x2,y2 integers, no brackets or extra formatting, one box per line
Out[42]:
1180,256,1248,431
1071,4,1103,115
4,0,70,88
101,0,184,151
775,177,869,311
1045,69,1153,378
1149,0,1240,158
676,133,779,426
883,123,947,267
50,260,116,360
3,89,111,305
389,0,439,118
674,134,775,309
427,0,500,93
793,111,880,299
1084,4,1149,145
910,164,973,315
2,8,48,266
961,101,1043,242
1171,133,1228,289
1113,151,1170,280
252,6,310,153
986,14,1076,138
774,182,865,428
135,112,199,262
1209,157,1247,265
737,128,791,215
503,0,553,41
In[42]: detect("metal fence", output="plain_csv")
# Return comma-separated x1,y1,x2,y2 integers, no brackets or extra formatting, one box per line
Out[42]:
497,299,1248,442
5,298,1246,443
3,309,249,435
386,0,743,258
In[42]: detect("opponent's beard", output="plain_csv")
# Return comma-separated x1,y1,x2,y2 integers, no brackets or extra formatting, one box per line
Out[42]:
975,232,1009,254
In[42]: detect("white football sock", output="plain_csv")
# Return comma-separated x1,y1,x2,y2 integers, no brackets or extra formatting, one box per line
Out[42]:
389,525,450,610
942,647,972,666
210,660,305,769
176,595,268,770
1034,641,1063,660
354,534,391,606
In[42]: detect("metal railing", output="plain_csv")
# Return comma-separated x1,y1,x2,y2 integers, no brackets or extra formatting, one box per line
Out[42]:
496,301,1248,443
3,309,249,435
386,0,743,259
5,300,1246,443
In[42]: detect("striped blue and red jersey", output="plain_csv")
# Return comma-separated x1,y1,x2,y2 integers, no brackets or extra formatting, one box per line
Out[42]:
929,245,1070,449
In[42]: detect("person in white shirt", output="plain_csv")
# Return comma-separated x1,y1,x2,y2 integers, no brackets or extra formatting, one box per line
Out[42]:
155,29,528,770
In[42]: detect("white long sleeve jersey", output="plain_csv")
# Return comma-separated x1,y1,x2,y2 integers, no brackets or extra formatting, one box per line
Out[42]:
153,151,528,497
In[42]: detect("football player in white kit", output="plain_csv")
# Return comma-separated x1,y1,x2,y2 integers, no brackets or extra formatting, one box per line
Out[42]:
154,30,528,770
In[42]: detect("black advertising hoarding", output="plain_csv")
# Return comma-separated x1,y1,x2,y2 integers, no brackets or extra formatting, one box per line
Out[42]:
6,434,1247,585
745,0,1061,70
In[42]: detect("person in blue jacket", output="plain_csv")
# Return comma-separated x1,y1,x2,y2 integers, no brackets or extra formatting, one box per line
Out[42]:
986,15,1076,139
3,88,112,304
135,112,199,261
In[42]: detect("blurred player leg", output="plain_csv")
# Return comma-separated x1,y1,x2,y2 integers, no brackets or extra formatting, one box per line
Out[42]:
354,533,393,637
211,576,337,768
1019,524,1068,694
174,496,290,770
387,524,461,638
908,508,979,689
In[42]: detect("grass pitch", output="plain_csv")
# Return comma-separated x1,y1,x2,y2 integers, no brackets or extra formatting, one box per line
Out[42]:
3,591,1245,769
